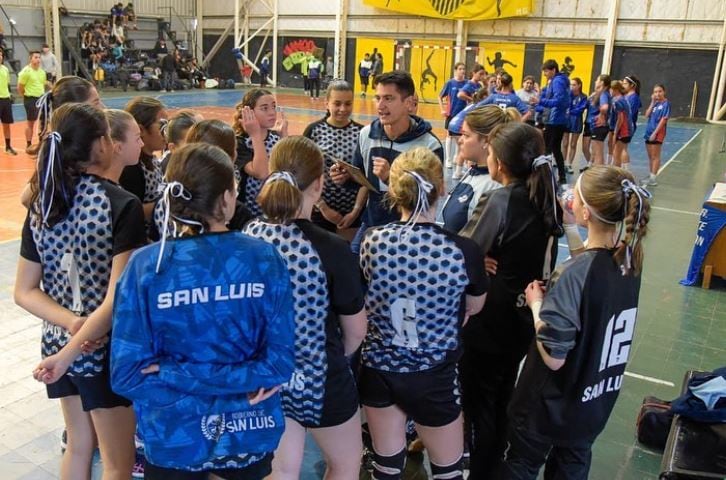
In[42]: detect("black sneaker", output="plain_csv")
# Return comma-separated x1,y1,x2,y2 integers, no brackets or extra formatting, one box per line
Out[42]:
5,146,17,155
565,165,574,174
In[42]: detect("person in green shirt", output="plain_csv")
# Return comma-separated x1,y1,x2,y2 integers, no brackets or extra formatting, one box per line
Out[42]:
17,50,47,152
0,48,16,155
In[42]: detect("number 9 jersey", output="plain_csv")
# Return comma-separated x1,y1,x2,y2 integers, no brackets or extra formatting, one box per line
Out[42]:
360,222,489,373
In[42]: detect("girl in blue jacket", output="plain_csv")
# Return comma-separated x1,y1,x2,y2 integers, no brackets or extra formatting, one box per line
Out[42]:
111,142,296,479
562,77,588,174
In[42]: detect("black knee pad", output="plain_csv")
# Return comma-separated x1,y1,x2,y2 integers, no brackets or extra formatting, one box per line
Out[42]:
371,447,406,480
431,456,464,480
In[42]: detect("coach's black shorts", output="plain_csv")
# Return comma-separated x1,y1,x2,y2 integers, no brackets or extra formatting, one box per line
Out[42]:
0,98,13,124
47,369,131,411
145,454,273,480
617,135,632,144
23,96,40,121
590,126,609,142
359,361,461,427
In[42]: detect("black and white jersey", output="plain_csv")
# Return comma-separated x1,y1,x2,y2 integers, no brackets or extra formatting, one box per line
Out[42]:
303,119,362,215
508,249,642,444
236,130,281,218
20,174,146,376
120,153,164,203
243,218,364,426
360,222,488,373
459,181,558,359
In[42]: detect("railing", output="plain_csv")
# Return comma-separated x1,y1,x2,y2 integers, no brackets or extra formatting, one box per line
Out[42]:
157,4,196,56
0,3,30,72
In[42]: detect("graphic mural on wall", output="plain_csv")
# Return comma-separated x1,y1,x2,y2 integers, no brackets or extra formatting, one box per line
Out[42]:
363,0,534,21
353,37,396,96
478,42,525,88
282,39,324,73
541,44,595,94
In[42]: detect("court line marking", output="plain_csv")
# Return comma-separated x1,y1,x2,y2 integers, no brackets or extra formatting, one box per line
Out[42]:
624,371,675,387
0,237,20,245
652,205,700,216
658,128,702,174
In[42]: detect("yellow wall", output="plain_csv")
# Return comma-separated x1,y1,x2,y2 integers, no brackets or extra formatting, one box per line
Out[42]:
409,39,454,103
478,42,525,88
541,44,595,94
353,37,396,95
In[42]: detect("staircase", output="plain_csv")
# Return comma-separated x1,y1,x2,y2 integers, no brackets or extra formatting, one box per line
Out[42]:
0,4,25,76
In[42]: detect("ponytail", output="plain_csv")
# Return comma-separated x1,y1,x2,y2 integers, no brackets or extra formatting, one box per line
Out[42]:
257,136,324,223
614,179,651,275
488,122,563,237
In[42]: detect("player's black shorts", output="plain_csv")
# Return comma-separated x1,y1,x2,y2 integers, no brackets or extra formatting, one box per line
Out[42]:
47,369,131,411
286,362,359,429
444,115,454,130
145,453,273,480
360,75,369,87
24,96,40,121
0,98,13,124
617,135,632,144
583,123,591,137
359,360,461,427
645,139,663,145
590,126,609,142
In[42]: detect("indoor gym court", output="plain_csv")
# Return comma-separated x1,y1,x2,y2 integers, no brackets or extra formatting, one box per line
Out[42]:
0,88,724,479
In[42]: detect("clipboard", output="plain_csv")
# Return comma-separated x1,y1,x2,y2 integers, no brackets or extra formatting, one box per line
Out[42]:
335,159,380,194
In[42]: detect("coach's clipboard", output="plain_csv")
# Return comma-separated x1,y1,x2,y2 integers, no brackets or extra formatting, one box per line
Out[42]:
335,159,379,194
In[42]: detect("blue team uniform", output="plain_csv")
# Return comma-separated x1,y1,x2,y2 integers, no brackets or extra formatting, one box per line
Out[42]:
480,92,530,115
626,92,642,133
111,232,295,471
644,100,671,143
589,91,611,130
611,95,634,139
440,79,468,119
460,80,481,99
567,93,588,134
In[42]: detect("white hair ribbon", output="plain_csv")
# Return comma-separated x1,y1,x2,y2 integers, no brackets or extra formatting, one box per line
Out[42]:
531,154,562,233
397,170,434,241
38,131,64,227
36,91,53,137
620,178,652,271
155,181,204,273
265,171,298,188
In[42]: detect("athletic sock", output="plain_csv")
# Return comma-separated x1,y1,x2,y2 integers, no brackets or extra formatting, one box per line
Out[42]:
430,456,464,480
4,139,10,149
453,164,462,178
27,141,31,148
622,162,630,171
444,136,455,168
371,447,406,480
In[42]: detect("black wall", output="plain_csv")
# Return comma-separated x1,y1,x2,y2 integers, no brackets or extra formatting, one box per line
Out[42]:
610,46,717,118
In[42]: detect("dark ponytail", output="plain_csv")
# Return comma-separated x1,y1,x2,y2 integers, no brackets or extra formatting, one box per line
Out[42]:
30,103,109,227
488,122,563,236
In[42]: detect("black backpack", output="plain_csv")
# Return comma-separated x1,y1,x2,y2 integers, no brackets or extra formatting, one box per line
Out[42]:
636,396,674,451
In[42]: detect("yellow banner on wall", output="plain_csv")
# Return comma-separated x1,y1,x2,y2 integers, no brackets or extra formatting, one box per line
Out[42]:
478,42,525,88
353,37,396,95
541,44,595,95
363,0,533,20
409,40,454,104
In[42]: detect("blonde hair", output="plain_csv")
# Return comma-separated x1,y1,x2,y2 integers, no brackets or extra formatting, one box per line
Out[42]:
257,136,324,223
579,165,650,275
610,80,626,94
388,147,443,213
465,105,520,137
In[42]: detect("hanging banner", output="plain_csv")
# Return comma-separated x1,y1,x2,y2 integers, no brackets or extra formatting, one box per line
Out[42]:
353,37,396,95
478,42,525,88
409,40,454,104
541,44,595,95
363,0,534,21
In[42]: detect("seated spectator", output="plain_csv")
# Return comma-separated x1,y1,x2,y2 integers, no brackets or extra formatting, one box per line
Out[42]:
124,3,137,29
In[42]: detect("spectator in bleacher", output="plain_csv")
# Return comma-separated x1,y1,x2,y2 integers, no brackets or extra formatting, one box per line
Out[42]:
111,3,124,20
40,44,59,84
154,38,168,59
124,3,137,30
160,49,179,92
112,16,125,45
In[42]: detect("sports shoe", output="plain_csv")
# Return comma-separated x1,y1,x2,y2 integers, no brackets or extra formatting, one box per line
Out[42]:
60,429,67,454
26,143,40,156
565,165,574,174
5,146,17,155
132,451,145,478
642,176,658,187
579,164,590,173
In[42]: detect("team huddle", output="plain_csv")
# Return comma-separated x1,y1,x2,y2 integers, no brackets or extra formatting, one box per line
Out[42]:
15,60,653,480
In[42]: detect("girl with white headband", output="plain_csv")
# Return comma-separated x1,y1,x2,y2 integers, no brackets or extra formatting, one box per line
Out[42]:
111,142,295,479
501,165,651,479
244,136,368,480
458,121,563,478
15,102,145,479
358,147,488,480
